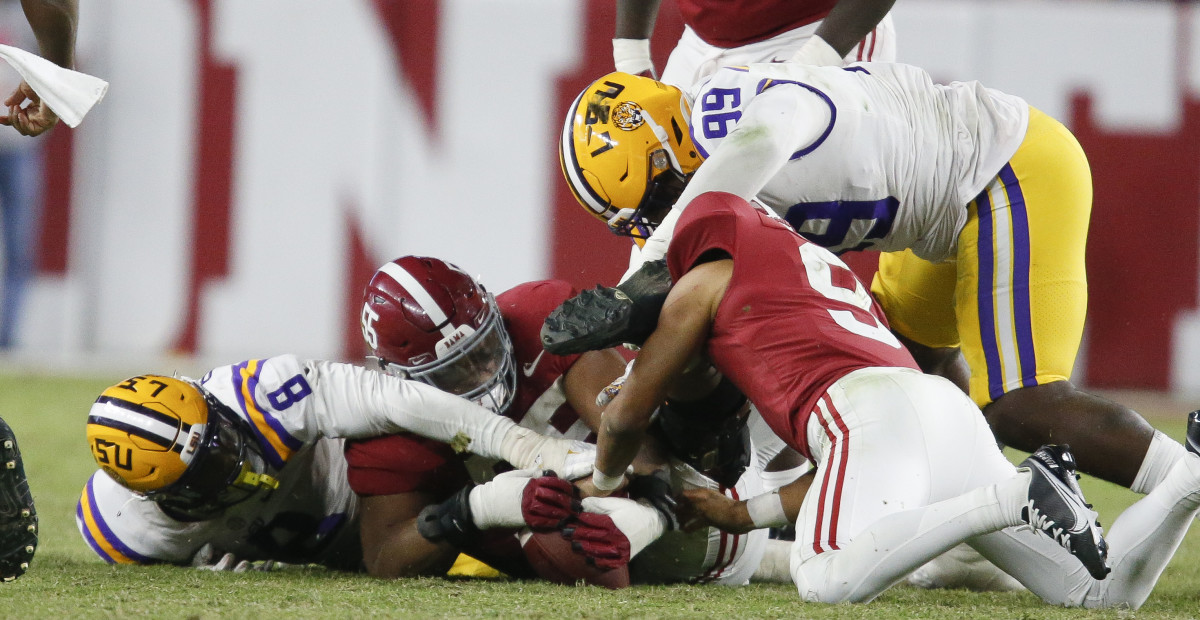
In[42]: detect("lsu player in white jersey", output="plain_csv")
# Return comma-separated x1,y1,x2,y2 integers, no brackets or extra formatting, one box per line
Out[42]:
346,255,777,585
552,67,1193,523
77,352,592,569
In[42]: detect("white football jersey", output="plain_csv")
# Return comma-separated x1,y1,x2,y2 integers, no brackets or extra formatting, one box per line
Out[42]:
77,354,530,566
77,441,359,567
687,62,1030,261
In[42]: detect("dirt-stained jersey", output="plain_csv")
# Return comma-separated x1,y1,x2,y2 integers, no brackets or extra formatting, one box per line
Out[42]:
687,62,1029,261
666,193,919,461
677,0,837,48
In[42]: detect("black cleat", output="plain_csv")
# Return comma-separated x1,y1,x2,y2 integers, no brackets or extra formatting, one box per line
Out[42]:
0,416,36,582
1186,410,1200,456
1019,444,1110,580
541,260,672,355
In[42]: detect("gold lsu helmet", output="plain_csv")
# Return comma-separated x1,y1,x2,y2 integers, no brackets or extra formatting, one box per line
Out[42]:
560,72,704,242
87,375,278,520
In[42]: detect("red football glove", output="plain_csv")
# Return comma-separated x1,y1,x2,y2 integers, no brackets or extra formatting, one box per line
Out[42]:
563,497,667,570
522,473,580,531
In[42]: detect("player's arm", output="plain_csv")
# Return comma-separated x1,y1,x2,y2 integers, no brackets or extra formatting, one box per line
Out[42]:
21,0,77,68
613,0,661,77
2,0,77,136
678,470,816,534
589,261,730,495
359,491,458,578
636,85,832,266
799,0,897,64
292,360,590,475
562,348,631,432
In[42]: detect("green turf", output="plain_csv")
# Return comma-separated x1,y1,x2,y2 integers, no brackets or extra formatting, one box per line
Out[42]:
3,371,1199,618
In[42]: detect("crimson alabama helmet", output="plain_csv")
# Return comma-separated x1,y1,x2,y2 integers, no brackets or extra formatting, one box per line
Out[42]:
360,256,516,413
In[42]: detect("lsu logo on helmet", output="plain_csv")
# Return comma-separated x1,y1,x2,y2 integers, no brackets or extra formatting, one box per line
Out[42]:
560,72,704,242
86,375,207,493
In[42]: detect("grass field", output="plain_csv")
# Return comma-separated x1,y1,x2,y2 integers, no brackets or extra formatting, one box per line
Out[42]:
2,371,1199,618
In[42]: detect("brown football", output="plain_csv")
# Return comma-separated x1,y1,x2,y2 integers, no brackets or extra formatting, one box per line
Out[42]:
520,530,630,590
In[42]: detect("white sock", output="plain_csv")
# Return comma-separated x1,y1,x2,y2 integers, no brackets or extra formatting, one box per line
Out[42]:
993,469,1033,529
1130,430,1187,495
1083,453,1200,608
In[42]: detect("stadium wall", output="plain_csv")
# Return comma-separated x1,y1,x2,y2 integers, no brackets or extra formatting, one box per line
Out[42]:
11,0,1200,393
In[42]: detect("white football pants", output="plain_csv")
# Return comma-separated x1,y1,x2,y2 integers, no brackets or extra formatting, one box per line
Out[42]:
789,367,1200,608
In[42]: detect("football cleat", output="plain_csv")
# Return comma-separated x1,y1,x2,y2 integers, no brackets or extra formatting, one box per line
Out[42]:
1018,444,1110,580
540,260,672,356
0,416,36,582
1186,410,1200,456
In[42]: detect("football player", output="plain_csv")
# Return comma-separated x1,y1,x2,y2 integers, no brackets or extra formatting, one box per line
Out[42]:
76,351,588,568
345,255,774,585
576,191,1200,608
613,0,896,90
552,66,1191,511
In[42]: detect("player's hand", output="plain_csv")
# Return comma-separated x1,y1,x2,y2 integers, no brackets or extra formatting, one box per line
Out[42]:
191,543,285,572
612,38,657,79
563,497,667,570
469,469,580,531
0,82,58,137
535,439,595,481
676,487,753,534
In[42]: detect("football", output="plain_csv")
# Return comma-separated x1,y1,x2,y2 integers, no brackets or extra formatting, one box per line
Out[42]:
520,530,630,590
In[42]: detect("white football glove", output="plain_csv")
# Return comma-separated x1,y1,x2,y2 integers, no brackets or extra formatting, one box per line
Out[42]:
613,38,656,78
788,35,846,67
533,439,596,481
468,468,578,531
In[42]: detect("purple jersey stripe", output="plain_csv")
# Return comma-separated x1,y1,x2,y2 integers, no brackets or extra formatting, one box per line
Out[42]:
76,500,115,564
756,80,836,160
999,164,1039,389
86,480,155,564
974,189,1005,402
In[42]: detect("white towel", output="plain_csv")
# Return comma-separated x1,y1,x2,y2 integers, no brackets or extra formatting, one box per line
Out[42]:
0,44,108,128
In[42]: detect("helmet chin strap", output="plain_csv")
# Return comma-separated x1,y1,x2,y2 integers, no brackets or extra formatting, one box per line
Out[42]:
233,463,280,492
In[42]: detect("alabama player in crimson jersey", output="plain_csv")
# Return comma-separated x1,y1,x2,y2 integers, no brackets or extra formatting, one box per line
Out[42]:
613,0,896,91
578,192,1200,608
345,256,773,584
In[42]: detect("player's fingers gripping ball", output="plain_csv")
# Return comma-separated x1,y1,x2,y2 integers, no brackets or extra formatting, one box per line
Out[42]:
564,511,632,570
522,473,581,531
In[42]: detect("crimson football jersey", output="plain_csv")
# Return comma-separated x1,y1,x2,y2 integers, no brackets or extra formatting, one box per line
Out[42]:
677,0,837,47
665,192,918,460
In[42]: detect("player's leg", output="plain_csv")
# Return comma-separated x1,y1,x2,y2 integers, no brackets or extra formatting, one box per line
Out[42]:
870,250,970,394
955,107,1180,489
969,413,1200,609
788,369,1037,603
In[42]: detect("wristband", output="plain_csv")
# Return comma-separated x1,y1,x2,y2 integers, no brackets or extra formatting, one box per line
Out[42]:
591,469,627,492
746,491,789,529
613,38,655,77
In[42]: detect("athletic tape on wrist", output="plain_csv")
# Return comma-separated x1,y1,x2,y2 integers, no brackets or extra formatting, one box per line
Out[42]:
592,469,627,492
746,491,789,529
613,38,654,75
